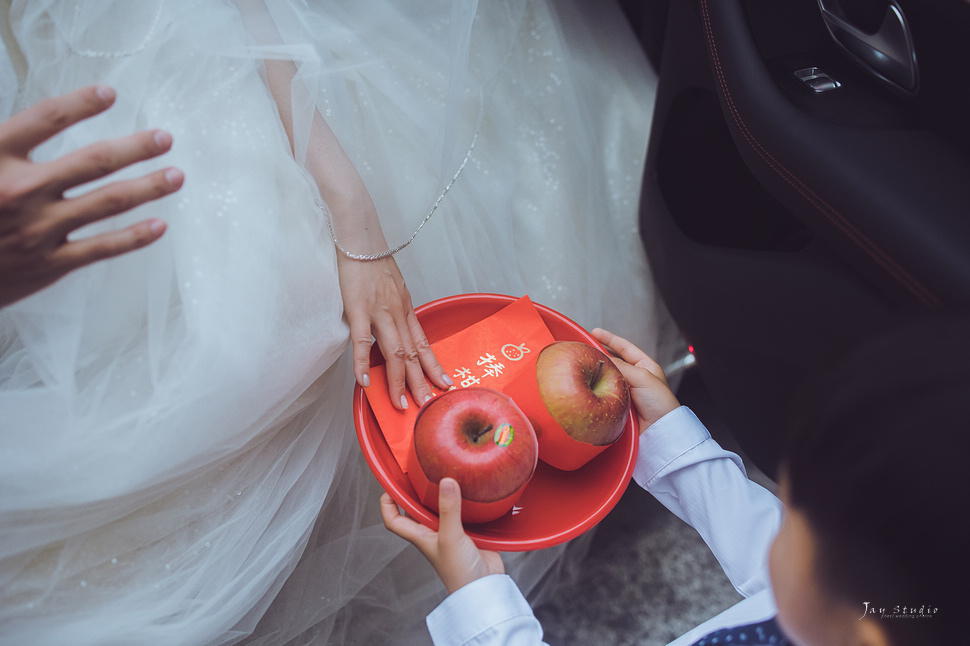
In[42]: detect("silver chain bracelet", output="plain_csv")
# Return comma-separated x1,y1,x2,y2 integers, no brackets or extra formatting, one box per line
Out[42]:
320,131,479,261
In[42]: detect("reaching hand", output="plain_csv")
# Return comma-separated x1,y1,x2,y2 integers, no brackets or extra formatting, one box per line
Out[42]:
591,328,681,432
337,252,452,409
256,54,450,409
381,478,505,594
0,85,183,308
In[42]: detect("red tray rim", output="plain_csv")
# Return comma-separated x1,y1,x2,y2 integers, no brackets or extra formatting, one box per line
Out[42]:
353,292,638,551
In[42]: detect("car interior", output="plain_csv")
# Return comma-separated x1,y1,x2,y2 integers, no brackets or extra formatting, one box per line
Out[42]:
620,0,970,479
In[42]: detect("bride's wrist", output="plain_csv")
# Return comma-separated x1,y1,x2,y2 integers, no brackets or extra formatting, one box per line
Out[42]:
325,198,392,258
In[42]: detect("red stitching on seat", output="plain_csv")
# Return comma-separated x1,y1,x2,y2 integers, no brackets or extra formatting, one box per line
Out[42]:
698,0,941,308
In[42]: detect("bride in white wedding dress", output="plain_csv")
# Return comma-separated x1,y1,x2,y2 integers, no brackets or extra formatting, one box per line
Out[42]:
0,1,677,644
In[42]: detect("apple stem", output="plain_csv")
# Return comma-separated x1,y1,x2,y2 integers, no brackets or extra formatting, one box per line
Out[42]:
589,359,605,387
473,423,495,442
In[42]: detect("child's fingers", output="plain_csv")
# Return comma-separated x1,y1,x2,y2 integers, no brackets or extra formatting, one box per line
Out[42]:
380,492,428,545
379,492,404,530
591,327,651,366
436,478,465,543
591,328,667,382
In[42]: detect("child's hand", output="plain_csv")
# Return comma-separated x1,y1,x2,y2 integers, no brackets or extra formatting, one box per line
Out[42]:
591,328,681,433
380,478,505,594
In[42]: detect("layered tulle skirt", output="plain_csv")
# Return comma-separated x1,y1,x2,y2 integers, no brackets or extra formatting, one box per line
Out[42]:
0,1,676,643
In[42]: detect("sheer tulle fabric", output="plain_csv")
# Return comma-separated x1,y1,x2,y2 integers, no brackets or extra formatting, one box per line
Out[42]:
0,1,676,644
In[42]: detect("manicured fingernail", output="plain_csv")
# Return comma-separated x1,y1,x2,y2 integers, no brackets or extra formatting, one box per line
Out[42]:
149,219,166,235
361,373,370,388
423,394,432,403
400,395,409,410
96,85,115,102
154,130,173,149
442,374,454,387
164,168,183,186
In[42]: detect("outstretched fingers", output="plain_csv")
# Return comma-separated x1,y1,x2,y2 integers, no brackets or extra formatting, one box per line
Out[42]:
52,165,183,240
43,128,177,196
0,87,181,308
54,218,167,273
0,86,117,157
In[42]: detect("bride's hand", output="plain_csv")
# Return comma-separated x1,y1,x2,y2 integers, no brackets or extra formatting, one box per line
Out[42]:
337,252,452,409
257,56,450,405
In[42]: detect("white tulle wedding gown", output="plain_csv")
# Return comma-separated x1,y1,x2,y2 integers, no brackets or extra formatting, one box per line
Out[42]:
0,1,678,643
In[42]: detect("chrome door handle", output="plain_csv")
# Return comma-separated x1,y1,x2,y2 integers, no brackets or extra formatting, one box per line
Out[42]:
818,0,919,94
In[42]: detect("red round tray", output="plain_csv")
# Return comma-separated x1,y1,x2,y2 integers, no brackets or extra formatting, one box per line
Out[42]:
353,293,638,551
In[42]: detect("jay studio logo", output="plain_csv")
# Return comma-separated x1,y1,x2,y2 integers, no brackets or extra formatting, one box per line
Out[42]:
859,602,938,622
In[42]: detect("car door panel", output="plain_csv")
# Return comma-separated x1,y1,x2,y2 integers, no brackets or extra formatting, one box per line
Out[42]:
632,0,970,475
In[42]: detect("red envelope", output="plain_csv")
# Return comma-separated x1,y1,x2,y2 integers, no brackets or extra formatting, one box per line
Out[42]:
365,295,556,471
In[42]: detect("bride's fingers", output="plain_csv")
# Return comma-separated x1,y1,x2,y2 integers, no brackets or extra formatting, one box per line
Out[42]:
398,320,433,406
371,316,411,410
405,309,452,391
365,306,420,408
348,312,378,392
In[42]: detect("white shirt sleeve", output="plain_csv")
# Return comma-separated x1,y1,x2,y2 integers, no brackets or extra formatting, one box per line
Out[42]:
427,574,547,646
632,406,783,597
427,406,784,645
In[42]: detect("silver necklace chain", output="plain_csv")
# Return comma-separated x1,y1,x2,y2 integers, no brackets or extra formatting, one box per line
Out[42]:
320,131,479,261
69,1,165,59
67,0,476,261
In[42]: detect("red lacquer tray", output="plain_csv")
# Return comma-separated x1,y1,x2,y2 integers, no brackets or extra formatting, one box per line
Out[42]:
353,293,638,551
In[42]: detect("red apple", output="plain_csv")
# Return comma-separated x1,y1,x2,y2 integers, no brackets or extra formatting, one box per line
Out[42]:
535,341,630,446
409,387,538,523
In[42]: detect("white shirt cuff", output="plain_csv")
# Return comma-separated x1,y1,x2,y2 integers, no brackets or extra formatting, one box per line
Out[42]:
427,574,545,646
632,406,740,488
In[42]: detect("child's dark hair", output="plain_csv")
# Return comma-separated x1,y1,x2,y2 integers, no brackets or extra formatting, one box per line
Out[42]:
784,316,968,645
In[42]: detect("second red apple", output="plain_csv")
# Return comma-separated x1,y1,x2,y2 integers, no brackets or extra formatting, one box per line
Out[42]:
535,340,631,446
